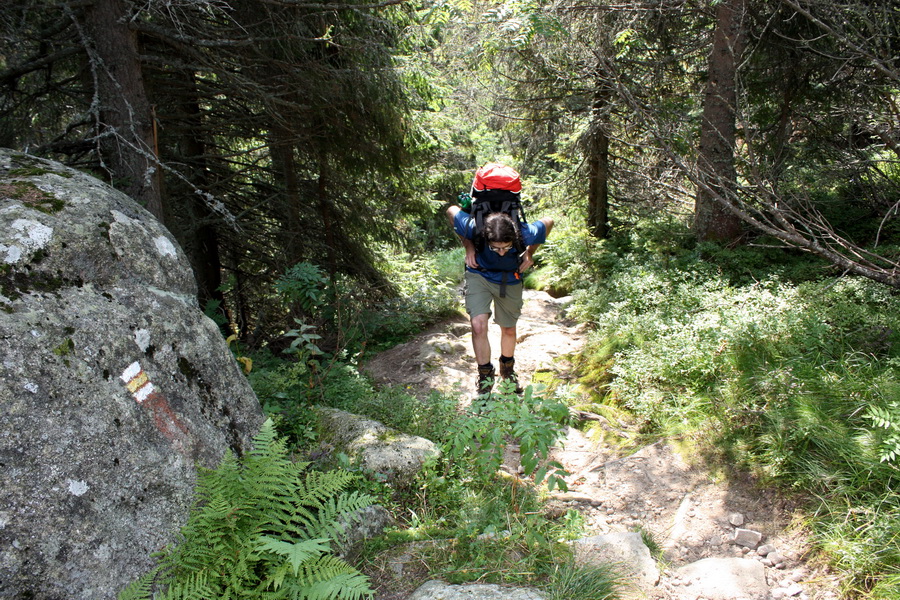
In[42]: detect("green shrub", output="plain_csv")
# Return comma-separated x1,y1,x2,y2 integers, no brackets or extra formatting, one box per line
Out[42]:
120,420,374,600
335,387,459,444
251,356,378,446
354,247,463,352
390,471,586,587
537,225,615,295
445,382,570,491
276,262,329,315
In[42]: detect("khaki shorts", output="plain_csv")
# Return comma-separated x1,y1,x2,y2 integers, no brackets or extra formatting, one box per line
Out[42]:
464,271,524,328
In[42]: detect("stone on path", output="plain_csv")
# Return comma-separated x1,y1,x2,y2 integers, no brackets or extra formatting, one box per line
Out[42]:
575,531,660,595
674,557,768,600
732,528,764,548
407,580,546,600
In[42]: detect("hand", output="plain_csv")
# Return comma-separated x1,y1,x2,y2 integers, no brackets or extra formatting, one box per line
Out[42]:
518,251,534,272
465,248,480,269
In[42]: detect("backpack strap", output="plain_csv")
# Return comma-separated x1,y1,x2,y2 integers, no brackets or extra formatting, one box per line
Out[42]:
472,202,488,252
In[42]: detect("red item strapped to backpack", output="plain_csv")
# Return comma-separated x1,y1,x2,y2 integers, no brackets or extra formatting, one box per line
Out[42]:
472,163,522,194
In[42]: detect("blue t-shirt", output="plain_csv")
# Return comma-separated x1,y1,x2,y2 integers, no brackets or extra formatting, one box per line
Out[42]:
453,210,548,285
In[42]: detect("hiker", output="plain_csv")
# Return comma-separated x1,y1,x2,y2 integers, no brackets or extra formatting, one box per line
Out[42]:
446,163,553,396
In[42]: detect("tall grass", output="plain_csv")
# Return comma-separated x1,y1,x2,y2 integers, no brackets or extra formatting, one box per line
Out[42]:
562,225,900,598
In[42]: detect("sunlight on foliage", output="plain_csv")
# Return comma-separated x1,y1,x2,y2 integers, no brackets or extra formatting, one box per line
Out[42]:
545,559,621,600
563,234,900,596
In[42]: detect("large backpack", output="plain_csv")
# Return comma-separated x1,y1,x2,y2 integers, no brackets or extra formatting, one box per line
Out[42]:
467,163,528,253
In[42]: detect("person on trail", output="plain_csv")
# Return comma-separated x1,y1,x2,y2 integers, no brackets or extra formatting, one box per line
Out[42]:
446,163,554,396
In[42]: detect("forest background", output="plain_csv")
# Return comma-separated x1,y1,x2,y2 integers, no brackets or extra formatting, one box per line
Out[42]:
2,0,899,598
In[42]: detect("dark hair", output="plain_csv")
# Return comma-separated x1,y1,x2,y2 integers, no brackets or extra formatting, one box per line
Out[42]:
483,212,523,249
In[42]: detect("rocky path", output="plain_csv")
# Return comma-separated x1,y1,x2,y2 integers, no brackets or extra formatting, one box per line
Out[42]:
364,290,840,600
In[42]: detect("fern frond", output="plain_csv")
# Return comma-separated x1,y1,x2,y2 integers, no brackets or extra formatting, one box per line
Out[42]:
247,419,281,456
117,569,157,600
300,469,355,501
303,572,375,600
275,554,372,599
256,535,331,576
154,571,216,600
310,492,375,541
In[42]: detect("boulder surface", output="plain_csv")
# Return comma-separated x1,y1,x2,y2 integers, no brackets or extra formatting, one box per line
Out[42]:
314,406,439,481
0,149,264,599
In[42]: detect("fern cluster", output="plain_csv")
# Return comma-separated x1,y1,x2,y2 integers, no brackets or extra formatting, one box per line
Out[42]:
121,419,374,600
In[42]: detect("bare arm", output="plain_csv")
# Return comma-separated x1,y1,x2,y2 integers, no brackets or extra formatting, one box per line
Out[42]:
446,205,479,269
519,217,554,272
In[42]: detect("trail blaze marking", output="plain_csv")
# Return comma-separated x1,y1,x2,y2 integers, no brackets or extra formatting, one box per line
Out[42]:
120,361,190,453
121,361,154,403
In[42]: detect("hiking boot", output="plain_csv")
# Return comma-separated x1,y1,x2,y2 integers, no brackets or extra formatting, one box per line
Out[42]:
499,356,523,394
476,363,495,397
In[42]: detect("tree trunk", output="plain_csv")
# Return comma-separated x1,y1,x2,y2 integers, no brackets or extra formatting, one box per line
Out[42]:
693,0,746,243
586,87,611,239
178,74,223,309
270,128,305,268
317,160,338,277
82,0,164,219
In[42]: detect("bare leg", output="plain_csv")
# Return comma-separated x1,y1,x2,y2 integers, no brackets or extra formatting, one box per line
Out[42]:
471,313,491,364
499,325,517,358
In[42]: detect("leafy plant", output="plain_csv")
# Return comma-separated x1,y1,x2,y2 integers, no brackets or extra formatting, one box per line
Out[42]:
445,383,570,491
226,334,253,374
276,262,329,314
386,468,584,587
563,234,900,595
203,298,228,327
283,321,324,363
120,419,374,600
864,400,900,463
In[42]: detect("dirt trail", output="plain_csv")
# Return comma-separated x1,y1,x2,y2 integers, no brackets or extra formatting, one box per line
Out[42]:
364,289,585,400
364,289,840,600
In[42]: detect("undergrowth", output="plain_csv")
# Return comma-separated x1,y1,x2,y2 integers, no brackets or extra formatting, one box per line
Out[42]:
240,244,610,597
372,461,610,594
120,420,374,600
249,349,596,591
360,246,464,352
232,225,900,597
566,221,900,599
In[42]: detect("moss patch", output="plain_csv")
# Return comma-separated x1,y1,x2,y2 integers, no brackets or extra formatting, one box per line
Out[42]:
8,167,56,178
53,338,75,357
531,370,557,386
0,181,65,214
6,154,72,177
0,268,83,300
